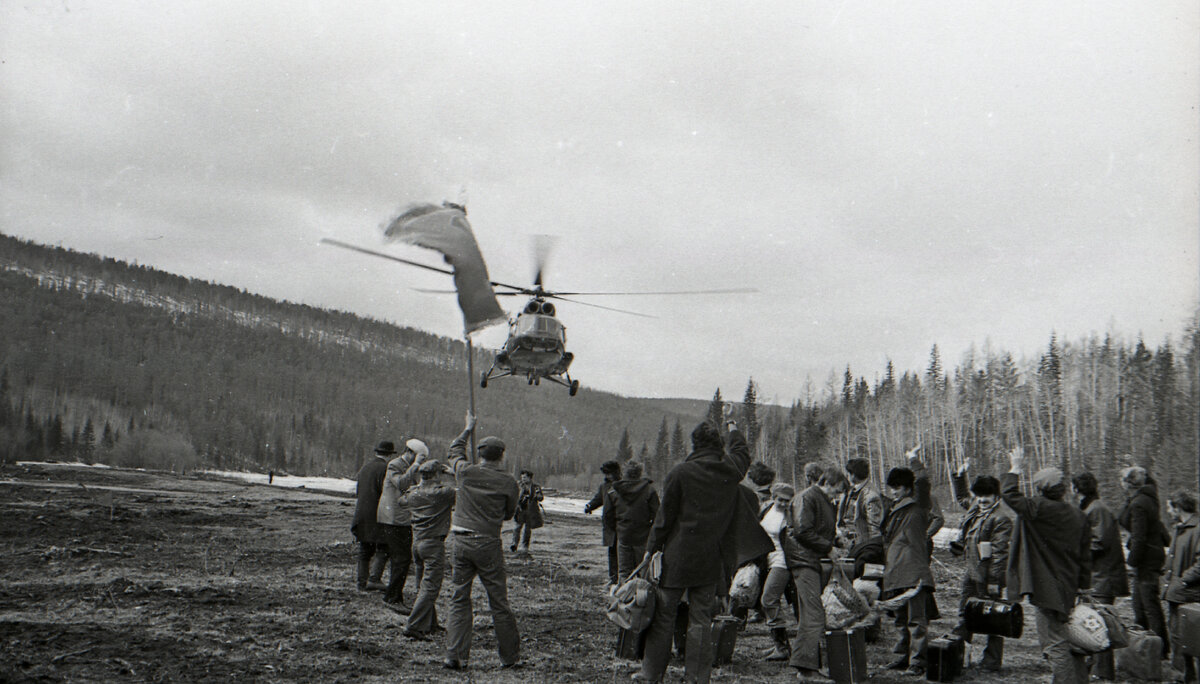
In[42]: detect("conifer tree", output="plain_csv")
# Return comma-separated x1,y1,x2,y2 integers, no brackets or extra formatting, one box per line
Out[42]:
653,418,670,480
671,421,685,462
706,388,724,428
617,428,633,462
743,378,760,455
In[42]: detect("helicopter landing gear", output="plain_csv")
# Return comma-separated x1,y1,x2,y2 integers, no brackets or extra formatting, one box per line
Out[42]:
480,371,488,389
569,379,579,396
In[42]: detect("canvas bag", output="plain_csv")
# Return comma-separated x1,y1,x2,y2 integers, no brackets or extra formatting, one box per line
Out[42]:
822,559,870,629
729,563,761,608
1065,602,1110,654
605,553,658,632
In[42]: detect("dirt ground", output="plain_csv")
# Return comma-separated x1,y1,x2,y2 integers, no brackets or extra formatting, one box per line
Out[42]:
0,463,1158,683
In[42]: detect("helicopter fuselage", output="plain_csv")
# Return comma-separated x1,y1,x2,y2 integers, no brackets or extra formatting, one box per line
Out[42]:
481,299,578,394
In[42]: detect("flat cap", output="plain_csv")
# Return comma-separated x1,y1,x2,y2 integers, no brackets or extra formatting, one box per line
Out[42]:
418,459,443,474
478,436,506,452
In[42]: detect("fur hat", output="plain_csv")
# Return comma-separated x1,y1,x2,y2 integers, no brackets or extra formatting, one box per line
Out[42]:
886,467,914,489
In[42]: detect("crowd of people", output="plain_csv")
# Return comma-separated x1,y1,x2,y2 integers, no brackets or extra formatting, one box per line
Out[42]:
350,412,1199,683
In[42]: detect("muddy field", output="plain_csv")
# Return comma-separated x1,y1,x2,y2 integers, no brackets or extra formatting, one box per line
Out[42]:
0,463,1154,683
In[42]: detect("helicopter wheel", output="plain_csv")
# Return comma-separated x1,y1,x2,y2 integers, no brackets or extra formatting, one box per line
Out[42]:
569,379,579,397
480,372,488,389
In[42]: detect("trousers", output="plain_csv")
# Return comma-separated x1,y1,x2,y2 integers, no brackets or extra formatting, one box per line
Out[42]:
406,536,445,634
639,583,717,684
378,523,412,604
1036,606,1089,684
788,566,824,670
445,532,520,666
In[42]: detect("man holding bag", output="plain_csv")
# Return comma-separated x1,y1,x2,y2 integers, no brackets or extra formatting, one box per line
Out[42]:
950,462,1013,672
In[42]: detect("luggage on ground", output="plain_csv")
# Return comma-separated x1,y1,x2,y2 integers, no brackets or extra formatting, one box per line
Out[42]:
1115,628,1163,681
1179,603,1200,658
711,615,740,666
824,627,868,683
605,556,656,632
729,564,761,609
925,636,965,682
963,597,1023,638
1091,602,1129,650
615,626,647,660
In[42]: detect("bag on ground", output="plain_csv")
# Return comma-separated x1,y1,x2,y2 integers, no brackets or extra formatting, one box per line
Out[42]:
729,563,761,609
1115,628,1163,681
822,563,869,629
1065,602,1109,654
1091,602,1129,650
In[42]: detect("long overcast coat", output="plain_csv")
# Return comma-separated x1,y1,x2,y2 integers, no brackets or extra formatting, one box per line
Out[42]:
1001,473,1092,619
880,462,935,594
646,430,762,589
352,454,390,543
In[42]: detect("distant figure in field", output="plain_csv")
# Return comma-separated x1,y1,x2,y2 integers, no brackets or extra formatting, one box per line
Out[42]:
268,470,274,484
1118,464,1172,654
633,417,755,684
1002,447,1092,684
510,469,544,554
351,441,395,591
585,460,622,588
443,413,521,671
376,439,428,612
604,460,660,583
398,457,456,640
1071,470,1128,680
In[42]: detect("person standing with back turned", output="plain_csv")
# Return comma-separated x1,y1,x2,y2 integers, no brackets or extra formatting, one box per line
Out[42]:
633,415,752,684
1002,447,1092,684
442,413,521,672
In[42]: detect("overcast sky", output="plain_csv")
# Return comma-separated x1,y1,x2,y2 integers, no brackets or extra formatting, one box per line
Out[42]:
2,1,1197,402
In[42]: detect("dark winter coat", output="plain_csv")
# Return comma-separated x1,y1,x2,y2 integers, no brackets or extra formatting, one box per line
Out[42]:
605,478,660,547
586,479,618,546
881,461,935,593
1081,495,1130,598
1165,513,1200,604
352,455,390,543
646,430,766,589
950,472,1013,587
1119,482,1171,572
515,482,545,529
1002,472,1092,620
783,484,838,572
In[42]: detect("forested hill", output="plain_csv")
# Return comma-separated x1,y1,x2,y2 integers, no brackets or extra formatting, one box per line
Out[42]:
0,233,712,485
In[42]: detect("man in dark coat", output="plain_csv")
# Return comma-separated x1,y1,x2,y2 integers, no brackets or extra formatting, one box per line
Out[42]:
604,460,660,583
1165,490,1200,682
951,463,1013,672
1118,465,1172,654
1002,448,1092,684
880,448,935,676
585,460,622,587
352,441,395,591
1070,471,1128,680
633,417,757,684
510,469,544,554
782,464,848,679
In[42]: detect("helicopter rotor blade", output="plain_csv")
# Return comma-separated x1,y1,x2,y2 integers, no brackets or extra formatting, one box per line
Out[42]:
321,238,530,292
545,287,759,297
544,294,656,318
532,234,557,289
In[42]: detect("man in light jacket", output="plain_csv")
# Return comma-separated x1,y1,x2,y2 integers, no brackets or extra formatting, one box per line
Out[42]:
376,439,427,611
1002,448,1092,684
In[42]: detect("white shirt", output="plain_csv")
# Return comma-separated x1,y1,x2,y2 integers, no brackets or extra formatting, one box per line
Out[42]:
760,503,788,569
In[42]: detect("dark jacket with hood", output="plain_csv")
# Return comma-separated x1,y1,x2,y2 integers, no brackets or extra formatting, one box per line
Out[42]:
881,460,935,593
1165,513,1200,604
1080,495,1129,598
1002,472,1092,619
646,430,771,589
605,477,660,546
586,479,618,546
1119,481,1171,572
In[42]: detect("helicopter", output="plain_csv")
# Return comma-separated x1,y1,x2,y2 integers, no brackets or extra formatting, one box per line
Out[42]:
321,235,755,396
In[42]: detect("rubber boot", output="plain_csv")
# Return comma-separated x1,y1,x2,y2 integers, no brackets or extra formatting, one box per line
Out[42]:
766,627,791,661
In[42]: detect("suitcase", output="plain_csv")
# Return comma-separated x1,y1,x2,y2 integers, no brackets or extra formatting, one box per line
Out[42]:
963,597,1023,638
925,637,964,682
1116,628,1163,681
1179,603,1200,658
825,628,868,683
711,615,740,666
615,626,647,660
